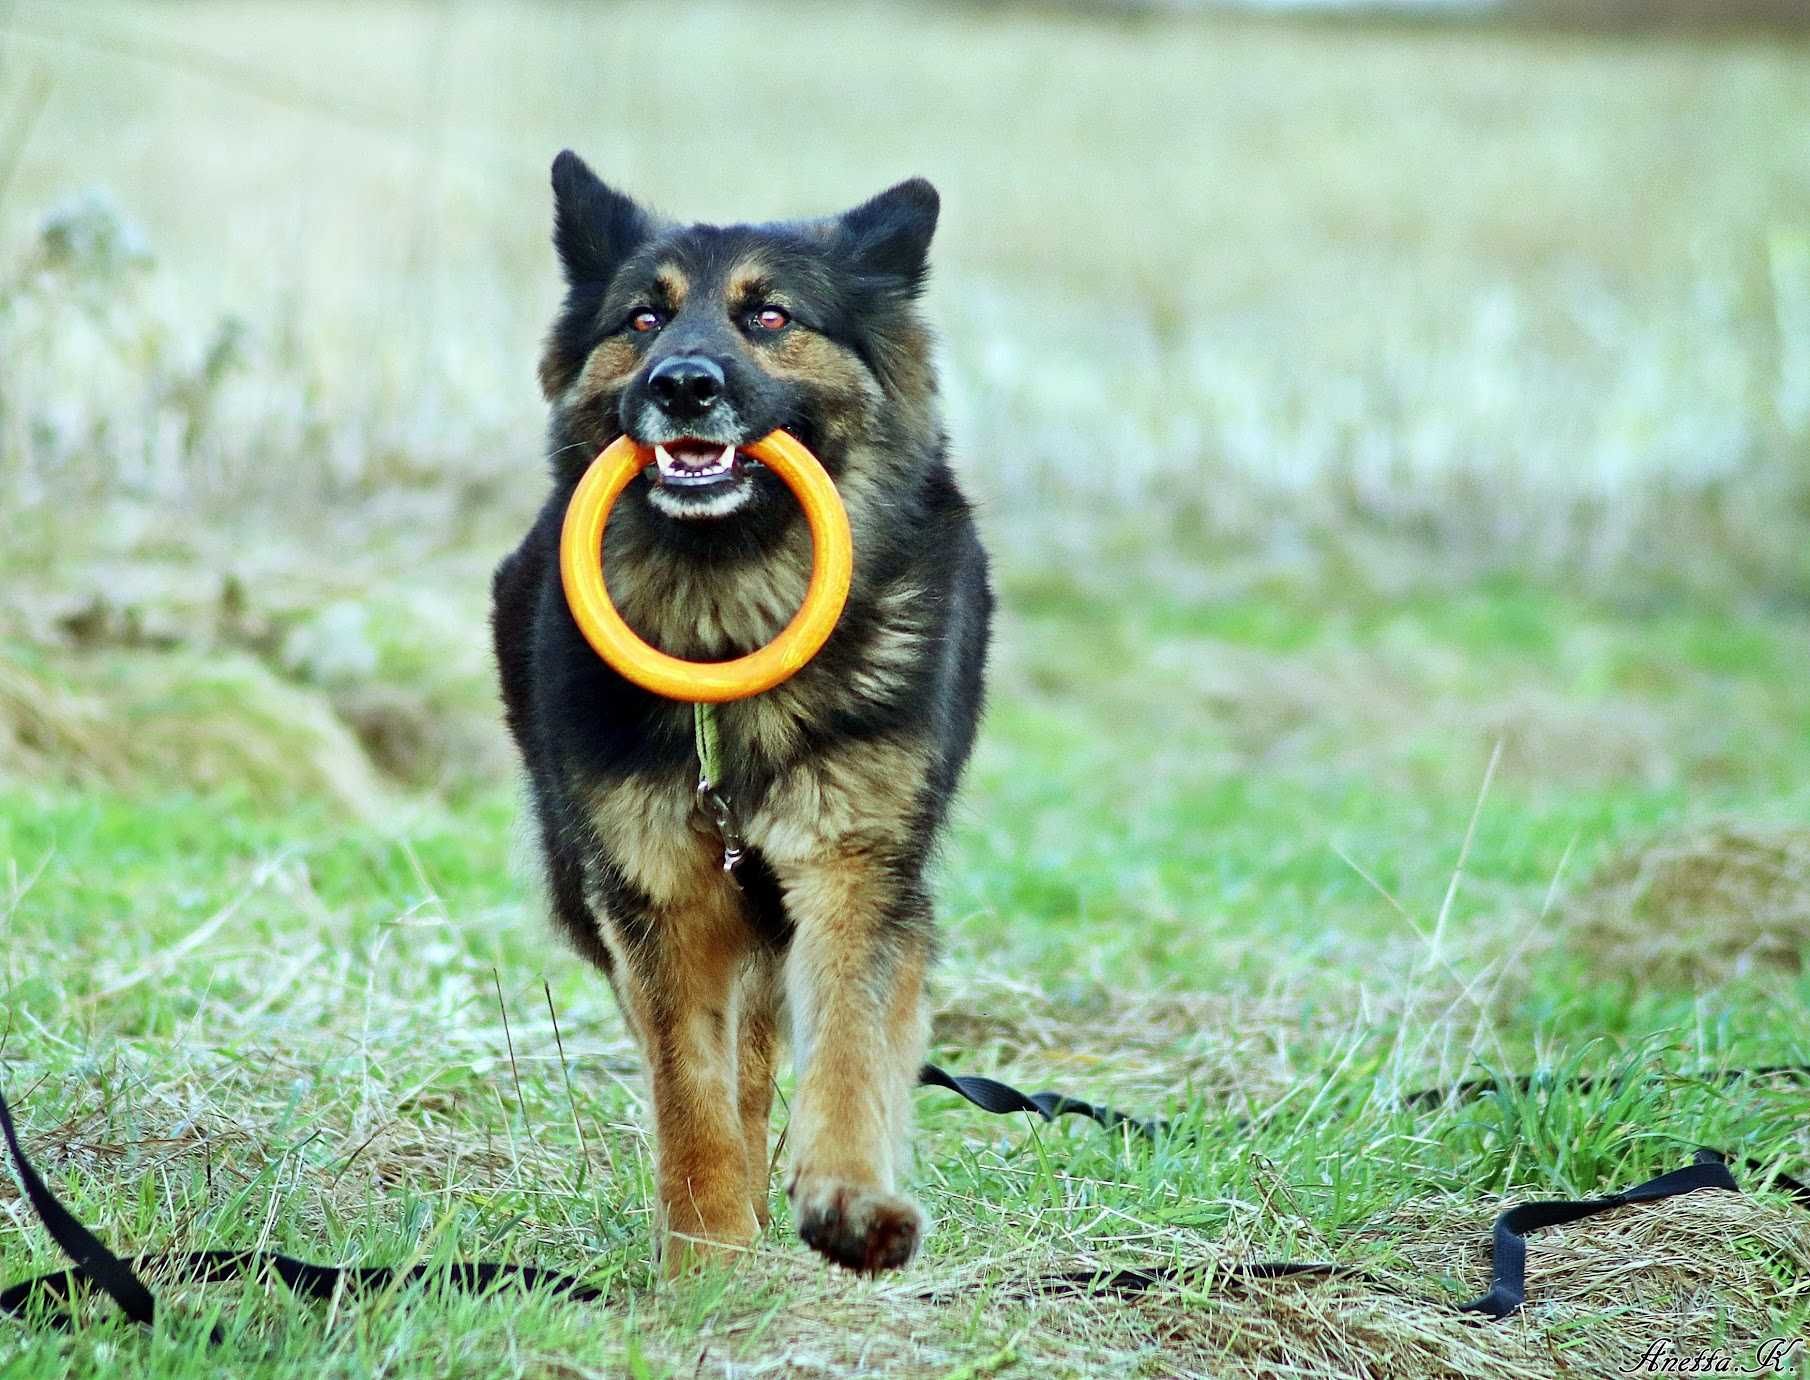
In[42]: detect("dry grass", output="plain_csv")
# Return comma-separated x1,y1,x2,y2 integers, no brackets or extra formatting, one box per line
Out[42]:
1559,821,1810,986
0,645,397,818
9,961,1802,1378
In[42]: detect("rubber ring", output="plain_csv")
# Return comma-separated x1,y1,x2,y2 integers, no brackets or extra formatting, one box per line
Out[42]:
558,431,853,703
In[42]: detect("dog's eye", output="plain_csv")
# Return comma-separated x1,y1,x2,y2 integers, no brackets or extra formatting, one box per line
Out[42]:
629,309,664,334
748,306,790,332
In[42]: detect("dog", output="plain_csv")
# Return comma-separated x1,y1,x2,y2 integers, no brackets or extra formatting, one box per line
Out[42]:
490,152,992,1275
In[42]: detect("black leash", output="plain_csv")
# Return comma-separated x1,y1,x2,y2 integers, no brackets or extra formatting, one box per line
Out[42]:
916,1062,1166,1139
0,1086,600,1331
4,1064,1806,1332
918,1061,1810,1318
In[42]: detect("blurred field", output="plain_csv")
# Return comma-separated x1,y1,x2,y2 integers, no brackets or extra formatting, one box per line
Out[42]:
2,3,1808,1377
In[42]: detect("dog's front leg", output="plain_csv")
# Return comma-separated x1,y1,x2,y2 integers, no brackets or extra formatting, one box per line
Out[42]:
736,953,782,1228
777,842,931,1272
608,890,760,1276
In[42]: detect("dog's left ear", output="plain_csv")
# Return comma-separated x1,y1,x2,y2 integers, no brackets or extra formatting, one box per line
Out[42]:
836,177,939,290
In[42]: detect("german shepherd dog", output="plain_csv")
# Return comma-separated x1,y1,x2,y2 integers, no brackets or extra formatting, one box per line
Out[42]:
491,152,991,1275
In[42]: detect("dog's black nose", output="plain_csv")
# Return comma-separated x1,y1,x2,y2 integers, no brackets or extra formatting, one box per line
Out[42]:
647,355,725,421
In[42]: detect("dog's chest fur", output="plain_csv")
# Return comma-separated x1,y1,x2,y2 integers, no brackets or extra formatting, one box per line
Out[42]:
605,519,810,664
581,534,934,913
585,731,930,909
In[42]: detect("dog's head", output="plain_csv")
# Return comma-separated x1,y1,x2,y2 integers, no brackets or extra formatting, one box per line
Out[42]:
538,151,941,529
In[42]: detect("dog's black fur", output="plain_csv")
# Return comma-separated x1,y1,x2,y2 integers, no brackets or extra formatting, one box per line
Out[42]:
490,152,990,1272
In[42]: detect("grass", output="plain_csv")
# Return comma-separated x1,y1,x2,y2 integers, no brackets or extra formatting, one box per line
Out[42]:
4,566,1808,1376
3,1,1810,1376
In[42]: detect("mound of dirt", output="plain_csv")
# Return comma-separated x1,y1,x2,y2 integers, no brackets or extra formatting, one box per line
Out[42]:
1559,822,1810,986
0,646,396,820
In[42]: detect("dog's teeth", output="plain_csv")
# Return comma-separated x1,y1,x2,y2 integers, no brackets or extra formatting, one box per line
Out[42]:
645,440,742,488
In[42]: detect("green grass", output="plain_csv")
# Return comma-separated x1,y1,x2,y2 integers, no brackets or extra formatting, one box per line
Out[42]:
4,573,1808,1377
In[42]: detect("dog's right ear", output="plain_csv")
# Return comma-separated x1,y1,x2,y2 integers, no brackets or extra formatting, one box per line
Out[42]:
550,150,652,285
835,177,939,294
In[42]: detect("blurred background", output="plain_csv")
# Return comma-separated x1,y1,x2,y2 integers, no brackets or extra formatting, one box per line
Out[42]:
3,0,1807,992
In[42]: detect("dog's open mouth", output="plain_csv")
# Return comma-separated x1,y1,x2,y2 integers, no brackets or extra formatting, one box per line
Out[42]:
652,440,744,489
643,438,760,519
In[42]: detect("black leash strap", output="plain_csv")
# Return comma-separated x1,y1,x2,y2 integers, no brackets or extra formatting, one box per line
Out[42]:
1455,1150,1742,1319
0,1083,156,1326
5,1066,1807,1331
917,1061,1810,1316
915,1062,1165,1138
0,1087,600,1331
1402,1061,1810,1111
918,1153,1802,1315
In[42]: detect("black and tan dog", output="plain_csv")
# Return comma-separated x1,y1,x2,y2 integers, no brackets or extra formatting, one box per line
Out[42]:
491,152,991,1275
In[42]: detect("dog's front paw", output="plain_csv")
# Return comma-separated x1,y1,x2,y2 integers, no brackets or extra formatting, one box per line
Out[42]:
789,1173,925,1273
657,1218,758,1279
657,1183,761,1279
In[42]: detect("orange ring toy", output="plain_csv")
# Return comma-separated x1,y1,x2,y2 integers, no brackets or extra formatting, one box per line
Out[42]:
559,431,853,703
